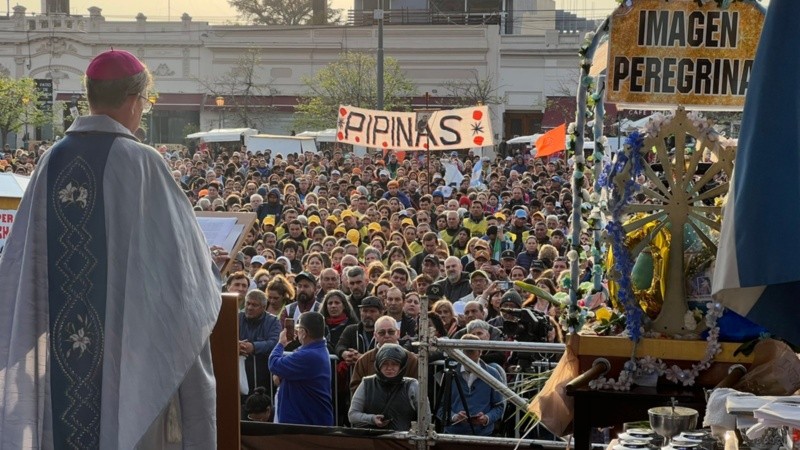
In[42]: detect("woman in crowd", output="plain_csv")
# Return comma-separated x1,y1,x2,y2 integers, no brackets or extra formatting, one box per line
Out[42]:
253,269,270,293
431,299,459,338
265,275,295,317
349,344,427,431
319,289,359,350
304,252,325,277
403,291,421,320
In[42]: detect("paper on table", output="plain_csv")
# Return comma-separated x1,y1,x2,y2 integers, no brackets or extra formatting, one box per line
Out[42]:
726,394,776,414
197,217,239,253
753,397,800,428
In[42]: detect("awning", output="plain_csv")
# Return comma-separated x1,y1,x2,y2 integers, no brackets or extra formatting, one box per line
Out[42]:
186,128,258,142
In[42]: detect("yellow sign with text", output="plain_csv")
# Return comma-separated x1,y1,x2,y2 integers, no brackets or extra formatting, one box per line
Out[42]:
607,0,764,110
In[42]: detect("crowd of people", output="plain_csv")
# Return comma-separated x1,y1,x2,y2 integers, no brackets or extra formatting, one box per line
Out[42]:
175,140,598,433
4,136,597,435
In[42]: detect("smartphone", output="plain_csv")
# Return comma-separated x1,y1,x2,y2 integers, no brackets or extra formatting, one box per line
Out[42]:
498,281,511,290
284,318,295,340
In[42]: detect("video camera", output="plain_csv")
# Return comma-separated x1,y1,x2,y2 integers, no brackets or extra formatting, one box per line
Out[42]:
499,307,552,343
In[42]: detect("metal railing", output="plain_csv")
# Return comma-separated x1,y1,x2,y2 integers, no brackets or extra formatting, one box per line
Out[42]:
259,340,565,437
347,8,504,27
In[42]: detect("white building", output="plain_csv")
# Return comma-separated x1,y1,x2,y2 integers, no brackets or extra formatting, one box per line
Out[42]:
0,0,599,147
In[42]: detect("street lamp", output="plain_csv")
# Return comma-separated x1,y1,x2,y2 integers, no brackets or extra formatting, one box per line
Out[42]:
21,96,29,150
215,96,225,129
148,93,158,144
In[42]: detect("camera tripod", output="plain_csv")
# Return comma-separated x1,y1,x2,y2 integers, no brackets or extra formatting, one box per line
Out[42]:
435,359,476,435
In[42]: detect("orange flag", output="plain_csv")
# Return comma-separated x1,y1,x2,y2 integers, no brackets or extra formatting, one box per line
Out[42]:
535,123,567,158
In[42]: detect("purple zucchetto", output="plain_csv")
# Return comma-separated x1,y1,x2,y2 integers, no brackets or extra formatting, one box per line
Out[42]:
86,49,146,81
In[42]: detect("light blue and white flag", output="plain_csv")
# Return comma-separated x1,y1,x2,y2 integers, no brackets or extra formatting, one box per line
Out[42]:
443,161,464,186
713,0,800,346
470,158,483,188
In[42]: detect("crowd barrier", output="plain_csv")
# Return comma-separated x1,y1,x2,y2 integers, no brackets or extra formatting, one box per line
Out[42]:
256,342,566,440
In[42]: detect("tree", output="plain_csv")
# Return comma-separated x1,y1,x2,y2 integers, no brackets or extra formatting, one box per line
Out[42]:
0,77,46,149
442,72,507,107
196,49,279,130
293,52,416,130
228,0,341,25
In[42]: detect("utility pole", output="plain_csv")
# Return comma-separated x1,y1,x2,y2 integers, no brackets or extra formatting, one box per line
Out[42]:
376,0,384,110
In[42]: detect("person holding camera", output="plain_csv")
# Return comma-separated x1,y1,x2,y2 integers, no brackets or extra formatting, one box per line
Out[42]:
348,344,429,431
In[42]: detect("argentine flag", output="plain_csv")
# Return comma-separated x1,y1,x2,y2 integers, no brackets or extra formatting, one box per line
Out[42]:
713,0,800,346
470,158,483,188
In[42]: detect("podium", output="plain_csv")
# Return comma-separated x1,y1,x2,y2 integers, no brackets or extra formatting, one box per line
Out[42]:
210,293,241,450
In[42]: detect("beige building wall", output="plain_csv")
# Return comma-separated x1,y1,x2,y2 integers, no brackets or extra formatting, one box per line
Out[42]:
0,5,586,145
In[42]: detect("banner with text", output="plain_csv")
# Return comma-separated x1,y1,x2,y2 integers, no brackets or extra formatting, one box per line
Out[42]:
0,210,16,254
607,0,764,110
335,105,494,151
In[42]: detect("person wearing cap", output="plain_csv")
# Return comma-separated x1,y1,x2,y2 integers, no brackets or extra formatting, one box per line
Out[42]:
499,249,518,274
452,269,492,310
349,343,428,431
269,311,334,426
408,231,439,275
278,271,321,328
377,169,391,188
250,254,268,277
529,259,546,279
382,179,412,208
335,295,383,368
508,208,532,254
0,49,221,448
420,253,442,282
349,316,419,396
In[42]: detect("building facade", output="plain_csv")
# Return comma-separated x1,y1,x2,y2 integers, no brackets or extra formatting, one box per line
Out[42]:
0,0,593,147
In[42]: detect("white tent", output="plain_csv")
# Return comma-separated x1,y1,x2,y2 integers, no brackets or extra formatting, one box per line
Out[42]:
245,134,318,158
296,129,337,143
0,172,30,200
185,128,258,143
506,134,537,146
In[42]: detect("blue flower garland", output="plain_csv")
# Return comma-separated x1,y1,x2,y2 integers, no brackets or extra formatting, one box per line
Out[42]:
599,132,647,341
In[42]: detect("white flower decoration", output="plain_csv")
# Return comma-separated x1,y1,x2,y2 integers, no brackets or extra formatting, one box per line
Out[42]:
58,182,89,209
68,328,91,357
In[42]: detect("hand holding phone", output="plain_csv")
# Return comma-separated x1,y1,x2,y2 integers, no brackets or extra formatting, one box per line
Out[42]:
284,318,295,340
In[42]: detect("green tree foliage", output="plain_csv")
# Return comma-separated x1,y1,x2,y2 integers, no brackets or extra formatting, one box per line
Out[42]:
228,0,341,25
0,77,46,148
293,52,416,130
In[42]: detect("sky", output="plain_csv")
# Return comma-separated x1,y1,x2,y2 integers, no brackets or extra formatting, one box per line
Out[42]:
6,0,620,22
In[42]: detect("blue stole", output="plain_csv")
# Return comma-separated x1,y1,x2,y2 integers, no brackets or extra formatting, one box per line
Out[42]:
46,132,117,448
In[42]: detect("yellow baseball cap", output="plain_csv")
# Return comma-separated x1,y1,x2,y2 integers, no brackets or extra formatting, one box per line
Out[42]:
334,226,347,236
347,229,361,244
308,215,321,225
262,215,276,226
326,215,339,224
401,218,414,227
341,210,354,219
494,212,506,222
367,222,382,233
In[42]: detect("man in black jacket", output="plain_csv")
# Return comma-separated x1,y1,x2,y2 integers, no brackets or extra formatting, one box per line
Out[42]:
335,296,383,365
